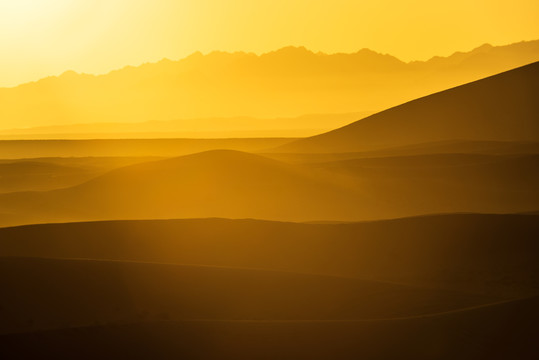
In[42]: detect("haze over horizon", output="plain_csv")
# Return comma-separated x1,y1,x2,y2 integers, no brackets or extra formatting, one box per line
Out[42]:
3,40,537,89
1,39,537,133
1,2,539,359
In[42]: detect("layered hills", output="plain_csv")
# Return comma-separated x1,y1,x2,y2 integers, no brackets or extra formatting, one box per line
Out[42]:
1,214,538,358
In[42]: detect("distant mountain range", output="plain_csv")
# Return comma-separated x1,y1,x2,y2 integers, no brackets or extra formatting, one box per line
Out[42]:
0,40,538,131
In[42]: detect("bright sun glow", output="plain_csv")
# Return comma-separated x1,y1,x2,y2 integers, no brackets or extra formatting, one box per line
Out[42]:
0,0,75,26
0,0,538,88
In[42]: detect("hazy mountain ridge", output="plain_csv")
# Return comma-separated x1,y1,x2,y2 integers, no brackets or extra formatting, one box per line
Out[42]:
1,40,537,129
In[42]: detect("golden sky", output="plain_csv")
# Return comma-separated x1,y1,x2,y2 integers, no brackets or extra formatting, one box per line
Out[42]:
0,0,538,87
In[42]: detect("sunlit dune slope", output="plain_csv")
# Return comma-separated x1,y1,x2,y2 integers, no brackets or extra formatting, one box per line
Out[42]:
0,138,295,159
0,150,358,224
1,150,538,225
2,296,536,360
275,62,539,153
2,214,538,297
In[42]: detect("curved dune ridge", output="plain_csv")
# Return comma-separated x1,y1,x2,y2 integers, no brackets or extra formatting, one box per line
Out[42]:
0,256,495,335
0,150,538,226
1,214,538,295
274,62,539,153
2,296,537,360
0,150,359,224
1,215,538,325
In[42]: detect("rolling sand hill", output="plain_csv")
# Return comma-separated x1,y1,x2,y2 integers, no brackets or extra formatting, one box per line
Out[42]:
0,214,538,358
0,137,295,159
306,154,539,214
0,257,492,334
0,161,95,193
264,140,539,163
0,150,539,226
2,214,538,297
1,150,538,226
0,157,162,193
2,296,536,360
275,62,539,153
0,150,361,225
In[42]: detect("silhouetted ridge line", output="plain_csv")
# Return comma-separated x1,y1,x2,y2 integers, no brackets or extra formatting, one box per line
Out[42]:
275,62,539,153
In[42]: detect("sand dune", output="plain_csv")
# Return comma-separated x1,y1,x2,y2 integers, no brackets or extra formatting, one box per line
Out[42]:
0,138,295,159
0,150,361,225
0,157,162,193
0,161,94,193
276,62,539,153
0,257,493,335
309,154,539,213
2,214,538,297
1,296,537,360
1,149,538,225
264,140,539,163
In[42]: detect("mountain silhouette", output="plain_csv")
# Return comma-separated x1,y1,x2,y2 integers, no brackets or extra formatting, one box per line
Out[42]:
275,62,539,153
0,40,537,129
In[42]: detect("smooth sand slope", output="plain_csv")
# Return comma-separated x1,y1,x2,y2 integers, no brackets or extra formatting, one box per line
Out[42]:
0,150,360,225
307,153,539,215
0,257,493,334
2,296,537,360
275,62,539,153
2,214,538,297
1,150,538,226
264,140,539,163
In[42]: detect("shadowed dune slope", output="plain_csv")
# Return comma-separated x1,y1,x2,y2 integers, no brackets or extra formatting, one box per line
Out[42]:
275,62,539,153
264,140,539,163
1,296,537,360
2,214,538,297
310,153,539,194
0,257,493,334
